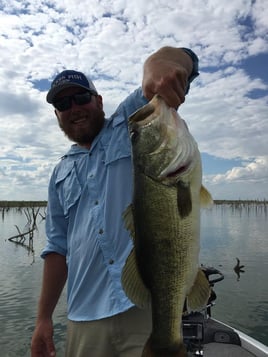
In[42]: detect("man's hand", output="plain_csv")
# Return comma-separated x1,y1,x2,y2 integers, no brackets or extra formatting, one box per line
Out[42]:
142,47,194,109
31,253,67,357
31,318,56,357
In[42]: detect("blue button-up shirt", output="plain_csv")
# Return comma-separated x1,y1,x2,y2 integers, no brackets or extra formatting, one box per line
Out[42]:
42,87,148,321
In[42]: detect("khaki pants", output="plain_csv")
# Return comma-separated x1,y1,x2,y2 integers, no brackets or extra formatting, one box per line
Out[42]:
65,307,152,357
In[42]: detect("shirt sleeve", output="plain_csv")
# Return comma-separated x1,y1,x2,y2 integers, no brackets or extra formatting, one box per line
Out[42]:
110,87,148,124
41,168,68,259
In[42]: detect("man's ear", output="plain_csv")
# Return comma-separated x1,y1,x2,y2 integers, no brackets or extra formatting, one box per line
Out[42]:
55,109,63,128
96,94,103,109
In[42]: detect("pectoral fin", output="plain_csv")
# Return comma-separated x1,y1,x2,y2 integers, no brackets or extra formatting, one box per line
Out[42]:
177,181,192,218
121,248,151,309
187,268,211,311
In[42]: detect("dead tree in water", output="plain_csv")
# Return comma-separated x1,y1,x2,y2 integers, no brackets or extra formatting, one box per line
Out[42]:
8,207,40,253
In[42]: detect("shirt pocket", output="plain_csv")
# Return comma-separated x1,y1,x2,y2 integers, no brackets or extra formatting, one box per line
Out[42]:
55,161,82,216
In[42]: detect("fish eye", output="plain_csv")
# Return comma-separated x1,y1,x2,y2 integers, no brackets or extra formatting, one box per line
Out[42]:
130,129,139,142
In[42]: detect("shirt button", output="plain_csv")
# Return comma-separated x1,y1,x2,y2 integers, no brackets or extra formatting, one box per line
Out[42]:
99,228,104,234
95,200,99,205
109,259,114,265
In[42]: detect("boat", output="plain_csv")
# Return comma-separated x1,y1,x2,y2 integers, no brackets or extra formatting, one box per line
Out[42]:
182,267,268,356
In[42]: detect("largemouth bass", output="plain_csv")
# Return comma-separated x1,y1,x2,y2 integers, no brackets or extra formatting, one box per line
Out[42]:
122,95,213,356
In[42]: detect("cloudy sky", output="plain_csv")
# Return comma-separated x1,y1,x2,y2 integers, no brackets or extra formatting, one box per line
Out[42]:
0,0,267,201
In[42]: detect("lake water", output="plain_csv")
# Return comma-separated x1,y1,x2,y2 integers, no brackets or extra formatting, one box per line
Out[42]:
0,203,267,356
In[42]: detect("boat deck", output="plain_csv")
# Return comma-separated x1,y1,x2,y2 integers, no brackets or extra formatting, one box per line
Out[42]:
203,342,255,356
183,315,267,357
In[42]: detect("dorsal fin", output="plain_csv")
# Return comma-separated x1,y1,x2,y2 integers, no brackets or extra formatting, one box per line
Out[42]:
200,185,213,207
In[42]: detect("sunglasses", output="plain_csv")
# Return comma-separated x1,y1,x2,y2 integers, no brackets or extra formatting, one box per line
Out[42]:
53,91,93,112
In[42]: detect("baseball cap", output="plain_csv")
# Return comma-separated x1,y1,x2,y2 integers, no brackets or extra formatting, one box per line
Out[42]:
46,70,98,103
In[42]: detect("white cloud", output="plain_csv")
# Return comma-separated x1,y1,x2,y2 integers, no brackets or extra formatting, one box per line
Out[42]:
203,156,268,200
210,156,268,184
0,0,267,200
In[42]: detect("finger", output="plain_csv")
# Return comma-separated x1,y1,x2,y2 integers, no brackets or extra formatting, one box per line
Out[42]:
173,72,188,105
142,79,156,102
160,74,187,108
31,339,45,357
46,339,56,357
156,83,185,109
142,75,186,108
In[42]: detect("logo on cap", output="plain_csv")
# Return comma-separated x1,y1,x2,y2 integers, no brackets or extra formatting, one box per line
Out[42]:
46,70,97,103
52,73,85,88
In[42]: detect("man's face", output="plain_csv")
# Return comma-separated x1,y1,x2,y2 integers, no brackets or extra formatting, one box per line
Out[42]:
54,86,105,148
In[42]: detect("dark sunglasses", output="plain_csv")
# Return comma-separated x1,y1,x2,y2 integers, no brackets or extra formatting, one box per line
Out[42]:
53,91,93,112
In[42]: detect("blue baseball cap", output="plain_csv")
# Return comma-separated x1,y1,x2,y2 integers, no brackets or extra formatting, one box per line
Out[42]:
46,70,98,103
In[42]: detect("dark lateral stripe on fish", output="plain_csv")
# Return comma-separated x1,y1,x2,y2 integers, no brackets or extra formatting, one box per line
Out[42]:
176,181,192,218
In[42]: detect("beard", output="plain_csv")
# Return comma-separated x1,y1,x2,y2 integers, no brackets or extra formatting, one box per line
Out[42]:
58,106,105,146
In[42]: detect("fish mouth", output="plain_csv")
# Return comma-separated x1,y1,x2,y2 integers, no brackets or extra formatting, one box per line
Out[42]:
129,103,156,125
166,163,190,178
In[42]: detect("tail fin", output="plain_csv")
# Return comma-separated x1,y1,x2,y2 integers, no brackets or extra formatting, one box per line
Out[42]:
141,337,187,357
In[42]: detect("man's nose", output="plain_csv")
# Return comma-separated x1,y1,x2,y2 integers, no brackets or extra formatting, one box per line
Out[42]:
70,99,81,111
